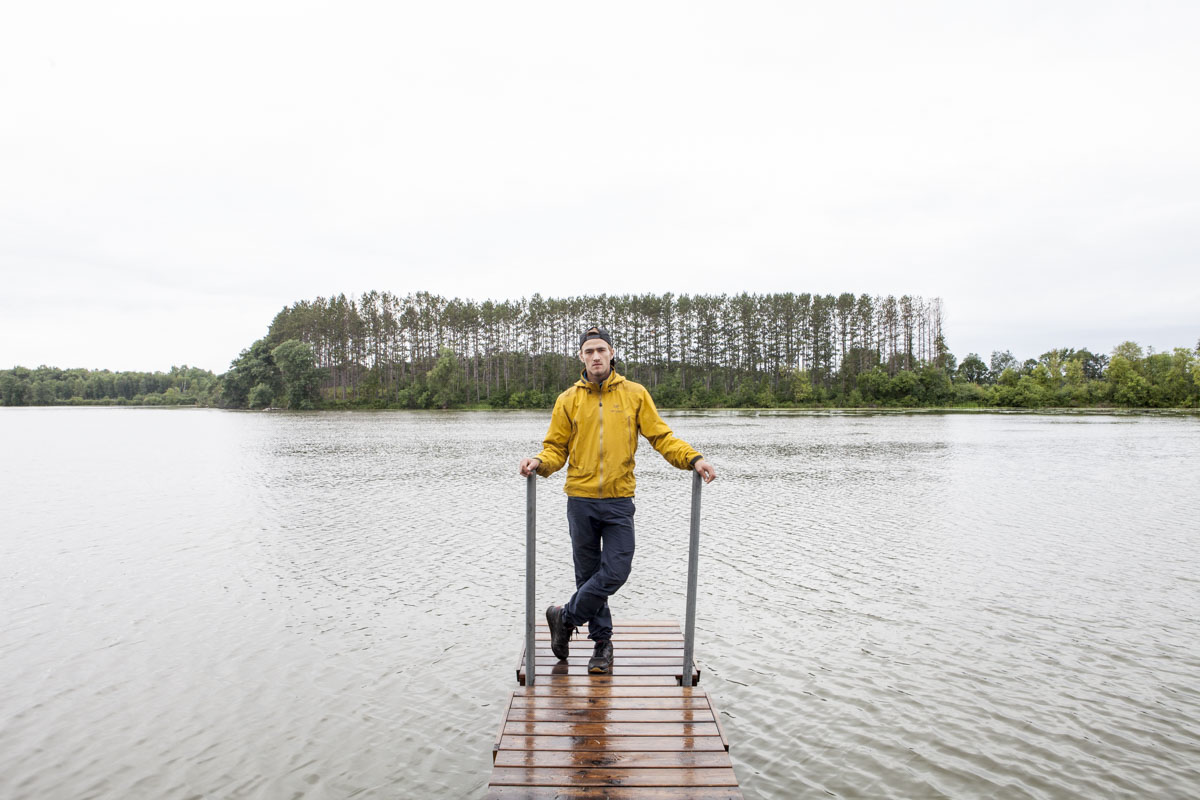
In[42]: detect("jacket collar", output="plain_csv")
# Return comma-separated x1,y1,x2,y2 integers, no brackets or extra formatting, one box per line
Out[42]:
576,368,623,391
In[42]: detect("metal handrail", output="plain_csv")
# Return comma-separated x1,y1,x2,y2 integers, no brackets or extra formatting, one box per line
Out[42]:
525,473,537,686
523,471,703,688
682,469,703,686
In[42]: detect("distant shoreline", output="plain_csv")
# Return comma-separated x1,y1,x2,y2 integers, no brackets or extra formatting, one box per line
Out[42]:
6,403,1197,417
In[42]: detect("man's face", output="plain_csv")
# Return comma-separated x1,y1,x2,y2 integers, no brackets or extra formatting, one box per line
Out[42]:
579,338,614,382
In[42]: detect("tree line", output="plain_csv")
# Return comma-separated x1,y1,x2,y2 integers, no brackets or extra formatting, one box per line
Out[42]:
948,342,1200,409
0,365,218,407
243,290,950,409
3,291,1196,410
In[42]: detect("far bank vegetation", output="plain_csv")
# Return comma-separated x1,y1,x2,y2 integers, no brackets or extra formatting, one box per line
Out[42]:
3,291,1197,410
227,291,1200,410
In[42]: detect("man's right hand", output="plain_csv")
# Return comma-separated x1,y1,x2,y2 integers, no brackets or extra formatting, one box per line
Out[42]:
519,457,541,477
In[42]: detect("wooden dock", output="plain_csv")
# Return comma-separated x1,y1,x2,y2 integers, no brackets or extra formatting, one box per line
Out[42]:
485,620,743,799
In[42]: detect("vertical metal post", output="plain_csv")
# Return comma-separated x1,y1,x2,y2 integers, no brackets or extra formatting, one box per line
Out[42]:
525,473,536,686
682,470,702,687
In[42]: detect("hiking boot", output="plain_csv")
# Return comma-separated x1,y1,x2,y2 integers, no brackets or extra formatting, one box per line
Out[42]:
545,605,575,661
588,640,614,674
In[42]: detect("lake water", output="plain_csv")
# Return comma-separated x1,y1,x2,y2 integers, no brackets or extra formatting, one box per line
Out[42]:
2,407,1199,799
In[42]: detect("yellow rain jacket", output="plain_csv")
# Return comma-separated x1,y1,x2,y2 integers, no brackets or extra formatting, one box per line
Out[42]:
534,370,702,498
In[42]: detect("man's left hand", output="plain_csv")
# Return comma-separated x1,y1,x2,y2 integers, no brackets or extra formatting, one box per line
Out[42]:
694,459,717,483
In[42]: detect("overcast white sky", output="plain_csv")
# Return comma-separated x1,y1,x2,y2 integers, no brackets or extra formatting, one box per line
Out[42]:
2,1,1197,373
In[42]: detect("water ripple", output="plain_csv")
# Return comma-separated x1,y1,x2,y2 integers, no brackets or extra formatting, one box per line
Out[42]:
1,408,1199,798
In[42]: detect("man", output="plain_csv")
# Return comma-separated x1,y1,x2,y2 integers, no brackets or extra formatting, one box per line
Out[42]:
518,326,717,674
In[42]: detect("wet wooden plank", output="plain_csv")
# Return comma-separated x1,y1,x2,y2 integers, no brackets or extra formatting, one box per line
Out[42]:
492,692,515,760
519,674,681,687
486,788,742,799
506,707,715,722
532,656,689,666
486,788,743,799
511,697,711,710
526,664,697,675
517,685,705,698
493,749,733,769
534,632,683,640
537,656,685,670
534,646,686,656
518,666,699,685
496,735,727,753
503,721,721,738
535,620,681,629
524,664,699,678
534,649,684,658
708,695,731,752
534,636,686,643
488,767,739,787
536,632,685,640
533,652,686,662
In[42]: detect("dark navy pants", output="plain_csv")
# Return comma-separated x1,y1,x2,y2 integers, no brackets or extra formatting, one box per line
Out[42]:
562,496,635,642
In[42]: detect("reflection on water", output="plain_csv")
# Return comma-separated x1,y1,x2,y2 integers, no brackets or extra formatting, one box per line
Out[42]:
2,408,1199,798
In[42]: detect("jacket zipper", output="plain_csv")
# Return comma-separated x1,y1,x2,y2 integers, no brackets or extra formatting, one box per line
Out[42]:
597,383,604,498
